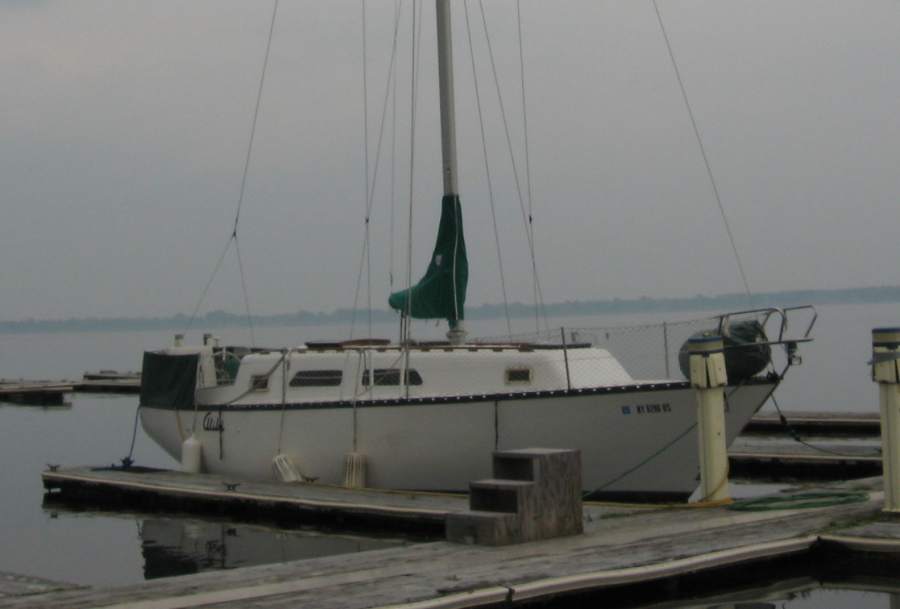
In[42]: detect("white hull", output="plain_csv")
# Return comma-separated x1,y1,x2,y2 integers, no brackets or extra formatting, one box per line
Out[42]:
141,380,773,499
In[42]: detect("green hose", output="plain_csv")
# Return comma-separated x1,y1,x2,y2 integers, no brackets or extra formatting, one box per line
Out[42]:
728,491,869,512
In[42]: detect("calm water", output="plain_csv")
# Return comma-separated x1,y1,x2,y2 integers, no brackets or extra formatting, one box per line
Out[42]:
1,301,899,589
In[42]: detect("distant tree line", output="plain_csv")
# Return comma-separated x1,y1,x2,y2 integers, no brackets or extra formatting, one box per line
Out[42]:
2,285,900,334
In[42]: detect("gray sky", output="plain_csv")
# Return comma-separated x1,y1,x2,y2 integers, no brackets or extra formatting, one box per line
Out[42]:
1,0,899,321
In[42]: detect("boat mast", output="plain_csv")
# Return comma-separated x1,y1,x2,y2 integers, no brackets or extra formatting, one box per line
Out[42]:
436,0,458,197
435,0,466,344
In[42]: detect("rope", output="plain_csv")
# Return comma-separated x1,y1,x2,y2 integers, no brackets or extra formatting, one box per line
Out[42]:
219,351,288,408
585,382,747,500
769,392,868,458
477,1,545,332
464,1,512,338
651,0,751,300
122,405,141,468
585,421,698,497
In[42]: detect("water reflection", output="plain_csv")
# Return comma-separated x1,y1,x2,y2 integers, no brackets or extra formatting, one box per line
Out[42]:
138,517,404,579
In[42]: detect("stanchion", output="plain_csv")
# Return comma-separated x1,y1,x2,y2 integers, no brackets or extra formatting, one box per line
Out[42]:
689,336,730,503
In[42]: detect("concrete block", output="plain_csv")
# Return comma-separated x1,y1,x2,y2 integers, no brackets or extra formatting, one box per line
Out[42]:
446,448,583,545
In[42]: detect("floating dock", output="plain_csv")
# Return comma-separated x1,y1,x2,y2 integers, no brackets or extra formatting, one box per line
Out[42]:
0,381,73,406
9,467,899,609
730,434,882,479
0,373,140,405
71,378,140,395
42,466,460,534
745,410,881,436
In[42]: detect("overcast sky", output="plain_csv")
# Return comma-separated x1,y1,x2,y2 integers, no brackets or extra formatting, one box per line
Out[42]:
1,0,898,322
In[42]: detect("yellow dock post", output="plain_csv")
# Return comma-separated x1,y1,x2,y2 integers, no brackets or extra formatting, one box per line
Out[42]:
872,327,900,512
689,335,731,503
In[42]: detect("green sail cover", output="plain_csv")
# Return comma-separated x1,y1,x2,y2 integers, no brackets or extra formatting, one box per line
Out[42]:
389,195,468,323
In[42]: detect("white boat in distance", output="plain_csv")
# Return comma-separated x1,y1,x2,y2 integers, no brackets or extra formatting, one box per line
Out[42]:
139,2,815,501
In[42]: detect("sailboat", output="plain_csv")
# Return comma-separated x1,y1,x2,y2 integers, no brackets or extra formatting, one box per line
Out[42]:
139,1,814,501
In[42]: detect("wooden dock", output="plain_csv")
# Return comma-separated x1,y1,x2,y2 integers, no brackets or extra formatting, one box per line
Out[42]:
42,466,464,534
0,373,140,405
729,434,882,479
745,411,881,436
0,381,72,406
0,573,79,601
71,378,140,395
8,467,900,609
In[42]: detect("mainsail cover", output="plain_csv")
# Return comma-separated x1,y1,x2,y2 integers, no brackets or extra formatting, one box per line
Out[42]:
389,195,468,323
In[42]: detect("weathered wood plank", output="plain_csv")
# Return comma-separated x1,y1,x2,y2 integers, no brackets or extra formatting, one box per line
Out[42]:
0,573,80,600
0,381,72,406
72,379,140,394
8,473,887,609
747,411,880,435
728,436,883,478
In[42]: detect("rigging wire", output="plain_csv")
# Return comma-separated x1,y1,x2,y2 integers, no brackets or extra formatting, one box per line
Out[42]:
350,2,405,340
362,0,372,336
477,1,546,332
234,236,256,346
463,1,512,338
185,0,279,343
389,0,400,292
186,237,233,334
651,0,752,299
515,0,548,333
403,0,424,346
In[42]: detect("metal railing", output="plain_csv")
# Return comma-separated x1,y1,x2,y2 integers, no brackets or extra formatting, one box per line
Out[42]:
478,305,817,383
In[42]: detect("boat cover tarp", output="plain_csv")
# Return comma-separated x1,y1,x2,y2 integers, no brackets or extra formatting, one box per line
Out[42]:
140,352,198,410
389,194,468,323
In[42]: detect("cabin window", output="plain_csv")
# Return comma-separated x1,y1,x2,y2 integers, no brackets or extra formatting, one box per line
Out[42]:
250,374,269,391
362,368,423,387
290,369,343,387
505,368,532,384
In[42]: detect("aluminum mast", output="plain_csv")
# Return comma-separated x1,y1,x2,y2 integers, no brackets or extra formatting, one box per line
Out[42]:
435,0,466,344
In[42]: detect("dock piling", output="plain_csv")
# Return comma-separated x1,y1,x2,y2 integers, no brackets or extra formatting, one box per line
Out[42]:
872,327,900,512
689,336,731,503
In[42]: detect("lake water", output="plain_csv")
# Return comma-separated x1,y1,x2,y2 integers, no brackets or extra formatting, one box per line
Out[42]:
2,301,900,591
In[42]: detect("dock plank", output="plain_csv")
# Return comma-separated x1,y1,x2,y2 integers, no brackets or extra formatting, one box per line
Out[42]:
44,467,468,526
0,573,79,600
10,471,886,609
747,411,881,435
72,379,140,395
728,435,883,478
